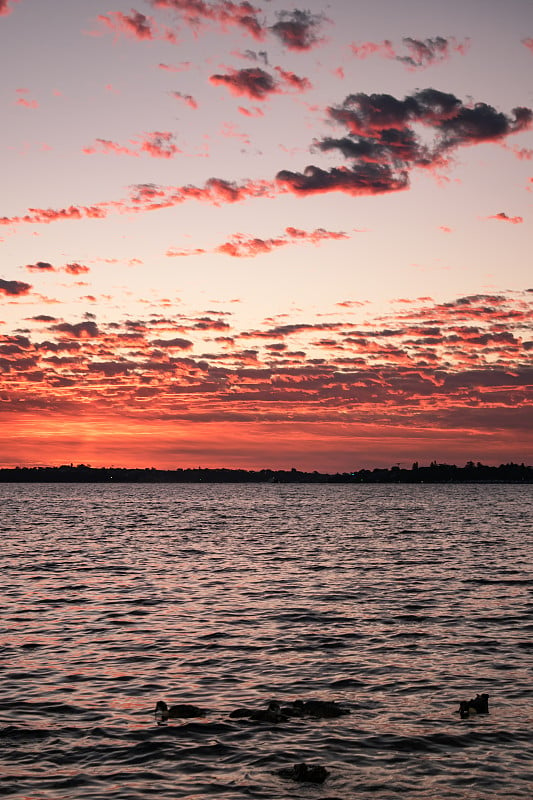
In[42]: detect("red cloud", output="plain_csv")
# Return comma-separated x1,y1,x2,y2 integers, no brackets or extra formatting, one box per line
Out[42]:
97,9,176,42
141,131,181,158
148,0,264,40
217,234,288,257
171,91,198,108
522,38,533,54
210,67,277,99
64,263,90,275
210,65,311,100
273,66,312,92
1,292,531,472
488,212,523,224
0,278,31,296
25,261,55,272
238,105,264,117
171,226,348,258
0,204,107,226
215,227,349,258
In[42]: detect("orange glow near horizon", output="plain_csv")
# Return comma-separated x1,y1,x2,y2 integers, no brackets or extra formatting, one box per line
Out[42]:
1,413,530,472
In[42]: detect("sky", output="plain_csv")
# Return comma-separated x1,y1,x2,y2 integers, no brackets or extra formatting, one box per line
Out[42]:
0,0,532,471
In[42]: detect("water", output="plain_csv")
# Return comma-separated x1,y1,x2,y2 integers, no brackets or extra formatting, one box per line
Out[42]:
0,483,531,799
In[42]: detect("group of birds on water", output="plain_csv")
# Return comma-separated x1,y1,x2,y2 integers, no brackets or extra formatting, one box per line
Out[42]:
154,692,490,784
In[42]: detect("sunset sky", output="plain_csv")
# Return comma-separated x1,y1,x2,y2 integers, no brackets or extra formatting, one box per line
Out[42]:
1,0,532,471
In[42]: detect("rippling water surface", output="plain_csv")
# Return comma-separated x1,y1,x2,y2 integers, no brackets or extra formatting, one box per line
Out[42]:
1,483,532,799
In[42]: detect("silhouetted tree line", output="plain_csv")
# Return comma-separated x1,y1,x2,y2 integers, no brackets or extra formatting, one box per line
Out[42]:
0,461,531,483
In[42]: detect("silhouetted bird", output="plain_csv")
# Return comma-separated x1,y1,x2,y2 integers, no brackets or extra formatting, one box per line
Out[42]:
458,693,489,718
154,700,206,722
229,700,288,723
277,763,330,783
288,699,351,718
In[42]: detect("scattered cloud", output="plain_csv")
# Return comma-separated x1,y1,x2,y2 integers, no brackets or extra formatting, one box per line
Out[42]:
269,9,327,51
0,0,17,17
51,321,100,338
83,131,180,159
147,0,264,40
210,66,277,99
210,65,311,100
158,61,192,71
350,36,470,69
0,278,31,296
64,262,90,275
96,9,176,42
169,225,349,257
171,90,198,108
277,88,532,198
1,293,531,462
25,261,55,272
15,88,38,108
487,212,524,224
2,90,531,226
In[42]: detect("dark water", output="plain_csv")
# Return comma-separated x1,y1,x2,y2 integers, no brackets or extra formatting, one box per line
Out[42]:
0,483,532,799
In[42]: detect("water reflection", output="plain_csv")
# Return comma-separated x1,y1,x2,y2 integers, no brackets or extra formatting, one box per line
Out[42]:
0,483,531,799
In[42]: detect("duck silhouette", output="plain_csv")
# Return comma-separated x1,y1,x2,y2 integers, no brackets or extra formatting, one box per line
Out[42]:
287,699,351,718
277,763,330,783
229,700,288,723
154,700,206,722
458,693,489,719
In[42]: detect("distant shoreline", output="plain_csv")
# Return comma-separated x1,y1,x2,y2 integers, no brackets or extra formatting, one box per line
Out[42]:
0,462,531,483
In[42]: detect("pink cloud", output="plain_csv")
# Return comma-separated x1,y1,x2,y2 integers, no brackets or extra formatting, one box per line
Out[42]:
273,66,312,92
350,40,395,59
83,139,138,157
522,38,533,54
96,9,177,42
238,105,264,117
350,36,470,69
15,88,38,109
210,65,311,101
285,226,348,244
148,0,264,40
171,90,198,109
83,131,180,159
217,234,288,257
0,0,18,16
140,131,181,158
487,212,524,224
